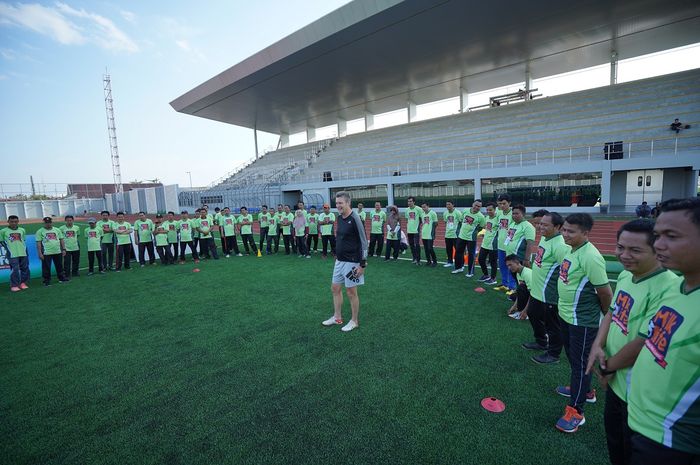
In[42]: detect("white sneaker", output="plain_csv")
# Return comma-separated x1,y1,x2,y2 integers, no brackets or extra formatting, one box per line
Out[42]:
508,312,521,319
451,267,464,274
322,316,343,326
226,254,230,258
443,263,453,268
466,273,474,278
237,253,243,257
341,320,358,332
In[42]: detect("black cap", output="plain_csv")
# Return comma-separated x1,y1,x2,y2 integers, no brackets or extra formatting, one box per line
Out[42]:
43,217,52,223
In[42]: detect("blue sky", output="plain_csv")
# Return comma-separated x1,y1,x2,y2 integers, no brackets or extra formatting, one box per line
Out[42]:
0,0,351,187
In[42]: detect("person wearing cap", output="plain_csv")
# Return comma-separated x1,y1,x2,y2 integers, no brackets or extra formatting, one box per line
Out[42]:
36,217,68,286
0,215,30,291
60,215,81,279
84,218,104,275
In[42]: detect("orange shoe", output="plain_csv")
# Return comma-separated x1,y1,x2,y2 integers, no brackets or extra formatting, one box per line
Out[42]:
555,405,586,433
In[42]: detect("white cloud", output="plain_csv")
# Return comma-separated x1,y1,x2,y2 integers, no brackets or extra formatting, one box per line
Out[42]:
159,16,206,62
1,47,17,59
175,38,205,62
120,10,135,23
0,2,138,53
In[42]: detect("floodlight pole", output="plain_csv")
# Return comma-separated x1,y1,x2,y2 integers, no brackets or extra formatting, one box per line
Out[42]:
610,50,618,85
103,72,124,211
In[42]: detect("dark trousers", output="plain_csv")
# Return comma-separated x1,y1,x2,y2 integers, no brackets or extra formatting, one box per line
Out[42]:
422,239,436,264
528,298,563,357
267,233,279,253
259,227,269,251
498,250,517,289
130,243,137,262
478,247,498,278
321,234,336,257
101,242,114,269
368,233,384,257
385,239,400,259
116,244,131,270
465,240,477,274
306,233,319,253
560,317,598,412
224,235,241,255
630,433,699,465
516,283,530,312
63,250,80,277
455,238,467,269
87,250,102,273
156,245,174,264
8,256,30,287
241,234,258,254
193,237,200,254
169,242,179,262
295,236,307,255
199,237,218,259
408,232,421,262
180,241,199,260
445,238,456,264
605,389,632,465
283,234,294,254
219,232,227,255
138,241,156,265
42,253,65,284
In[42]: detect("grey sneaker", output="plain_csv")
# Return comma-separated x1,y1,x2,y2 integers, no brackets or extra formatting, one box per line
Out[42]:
522,342,548,351
532,353,560,365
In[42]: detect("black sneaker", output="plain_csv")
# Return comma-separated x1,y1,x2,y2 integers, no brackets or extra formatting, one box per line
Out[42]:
477,275,490,282
522,342,547,351
532,353,560,365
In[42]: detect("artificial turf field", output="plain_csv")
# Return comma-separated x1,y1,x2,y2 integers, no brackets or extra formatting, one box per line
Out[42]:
1,222,610,465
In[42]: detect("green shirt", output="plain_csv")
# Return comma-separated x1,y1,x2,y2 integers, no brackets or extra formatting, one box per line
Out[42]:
178,219,194,242
60,225,81,251
214,212,223,226
358,210,367,222
238,214,254,235
307,213,319,235
113,222,133,245
530,234,571,304
36,227,64,255
405,207,424,234
627,280,700,453
195,217,213,238
154,226,169,246
605,269,680,402
0,227,27,258
268,215,278,235
259,212,271,228
557,241,609,327
97,219,115,243
458,210,485,241
134,219,154,243
517,266,532,289
420,210,438,240
505,220,536,260
318,213,335,235
220,215,237,237
443,210,463,239
162,220,179,243
497,209,513,251
84,226,103,252
370,210,387,234
481,215,499,251
281,213,294,235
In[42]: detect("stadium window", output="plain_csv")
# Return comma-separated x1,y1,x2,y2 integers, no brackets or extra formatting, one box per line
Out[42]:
393,180,474,208
200,195,223,204
646,176,651,187
481,173,602,207
638,176,643,187
330,185,388,208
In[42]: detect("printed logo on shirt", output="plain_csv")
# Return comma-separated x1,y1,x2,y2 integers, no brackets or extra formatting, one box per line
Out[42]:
499,218,509,230
464,216,474,225
45,232,57,241
201,221,209,227
373,215,380,222
8,233,21,242
644,306,684,368
225,219,233,225
485,222,492,232
310,217,316,223
140,224,149,230
88,231,97,238
423,216,430,224
534,246,545,267
559,259,572,284
168,224,175,230
409,212,416,220
102,224,110,232
181,224,189,230
65,231,75,238
506,228,516,241
611,291,634,335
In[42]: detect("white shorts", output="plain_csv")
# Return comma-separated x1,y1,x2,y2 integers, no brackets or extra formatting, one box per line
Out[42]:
332,260,364,288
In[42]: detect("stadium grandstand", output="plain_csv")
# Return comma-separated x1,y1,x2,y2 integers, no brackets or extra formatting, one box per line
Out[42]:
171,0,700,214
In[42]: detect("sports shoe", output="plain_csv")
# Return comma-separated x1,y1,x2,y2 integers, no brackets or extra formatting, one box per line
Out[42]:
87,272,94,276
508,293,517,302
341,320,358,332
486,278,498,285
532,354,560,365
322,316,343,326
451,267,464,274
465,273,474,278
506,290,516,296
237,253,243,257
19,283,29,289
443,263,453,268
508,311,521,319
555,405,586,433
194,259,200,263
493,285,508,291
477,275,490,282
226,254,231,258
555,386,597,403
10,286,21,292
522,342,547,351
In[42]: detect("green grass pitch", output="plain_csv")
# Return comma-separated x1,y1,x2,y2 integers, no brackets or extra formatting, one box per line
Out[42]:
1,222,609,464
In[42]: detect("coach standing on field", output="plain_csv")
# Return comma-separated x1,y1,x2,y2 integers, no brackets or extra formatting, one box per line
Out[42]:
322,191,368,332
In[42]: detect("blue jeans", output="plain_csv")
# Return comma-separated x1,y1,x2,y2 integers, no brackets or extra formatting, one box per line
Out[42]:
498,250,517,289
9,256,30,287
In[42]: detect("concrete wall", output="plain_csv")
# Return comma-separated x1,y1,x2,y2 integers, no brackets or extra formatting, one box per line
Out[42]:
662,168,695,200
0,198,106,220
609,171,628,209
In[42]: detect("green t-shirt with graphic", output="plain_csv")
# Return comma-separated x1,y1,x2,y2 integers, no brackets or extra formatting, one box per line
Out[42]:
497,209,513,251
84,226,103,252
36,227,64,255
280,213,294,235
442,209,462,239
113,222,132,245
97,219,115,243
530,234,571,304
178,219,194,242
307,213,319,235
458,210,485,241
195,217,213,238
557,241,609,327
481,215,499,251
259,212,271,228
517,266,532,289
214,212,223,226
318,213,335,235
370,210,387,234
60,225,81,252
134,219,154,243
268,215,278,235
505,220,536,260
420,210,438,240
154,226,169,246
220,215,237,237
0,227,27,258
627,280,700,454
405,207,424,234
605,269,680,402
358,210,367,222
238,214,254,235
162,220,179,243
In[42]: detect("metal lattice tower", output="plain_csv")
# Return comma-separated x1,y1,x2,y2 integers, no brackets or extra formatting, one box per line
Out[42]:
103,73,124,211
